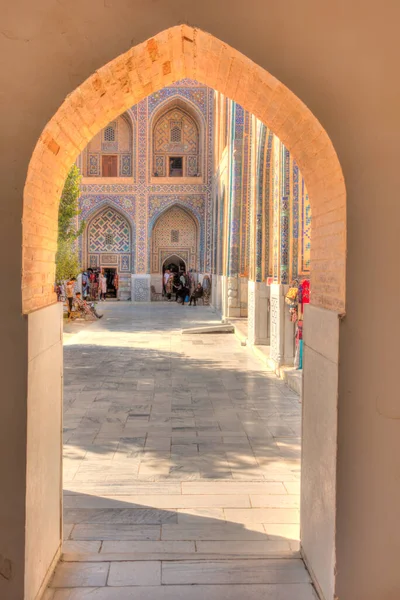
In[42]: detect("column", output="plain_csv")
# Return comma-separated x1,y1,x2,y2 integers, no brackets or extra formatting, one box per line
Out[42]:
248,122,270,345
226,104,245,317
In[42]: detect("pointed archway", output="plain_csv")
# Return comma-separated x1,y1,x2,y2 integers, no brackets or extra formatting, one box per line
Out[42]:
22,25,345,314
20,25,346,600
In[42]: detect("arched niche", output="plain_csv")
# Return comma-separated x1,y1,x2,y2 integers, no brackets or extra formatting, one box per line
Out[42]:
150,204,199,274
150,96,205,180
81,112,134,178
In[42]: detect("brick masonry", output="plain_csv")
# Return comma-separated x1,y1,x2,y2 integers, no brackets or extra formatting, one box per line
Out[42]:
22,25,346,313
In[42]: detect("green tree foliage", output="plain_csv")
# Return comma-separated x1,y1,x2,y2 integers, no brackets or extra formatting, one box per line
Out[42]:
56,165,84,282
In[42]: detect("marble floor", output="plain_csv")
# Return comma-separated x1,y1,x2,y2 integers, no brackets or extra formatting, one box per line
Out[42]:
46,302,315,599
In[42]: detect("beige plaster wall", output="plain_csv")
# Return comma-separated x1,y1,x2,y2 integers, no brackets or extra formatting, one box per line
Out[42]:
0,312,28,600
25,303,63,599
302,305,340,600
1,2,400,599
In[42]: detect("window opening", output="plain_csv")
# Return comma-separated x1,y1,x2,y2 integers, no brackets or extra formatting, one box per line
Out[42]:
171,230,179,243
105,232,114,246
104,124,116,142
169,157,183,177
170,125,182,143
102,155,118,177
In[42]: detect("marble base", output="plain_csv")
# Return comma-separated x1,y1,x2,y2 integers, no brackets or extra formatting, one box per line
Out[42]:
248,281,269,346
131,274,151,302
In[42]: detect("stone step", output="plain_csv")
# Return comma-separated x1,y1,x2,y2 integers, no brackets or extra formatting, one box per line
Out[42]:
182,324,234,335
62,548,300,562
47,583,318,599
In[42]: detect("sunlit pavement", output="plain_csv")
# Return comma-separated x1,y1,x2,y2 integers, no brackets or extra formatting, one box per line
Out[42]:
46,303,315,599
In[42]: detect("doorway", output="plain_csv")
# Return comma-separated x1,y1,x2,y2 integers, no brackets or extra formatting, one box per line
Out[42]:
19,24,347,600
162,254,187,275
103,267,118,298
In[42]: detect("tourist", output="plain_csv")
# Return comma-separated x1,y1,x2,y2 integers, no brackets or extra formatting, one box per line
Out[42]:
82,271,89,299
173,272,181,302
65,277,76,316
100,270,107,301
177,272,189,305
113,272,119,300
163,269,170,296
165,271,173,300
176,282,187,306
189,282,203,306
88,269,96,300
75,292,103,319
55,283,63,302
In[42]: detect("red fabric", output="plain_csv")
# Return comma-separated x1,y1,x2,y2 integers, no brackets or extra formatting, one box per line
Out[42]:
296,321,303,340
301,279,310,304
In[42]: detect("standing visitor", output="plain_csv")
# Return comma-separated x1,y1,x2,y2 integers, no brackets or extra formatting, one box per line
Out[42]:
165,274,173,300
100,270,107,301
178,271,189,305
173,272,181,302
114,272,119,300
55,283,62,302
89,269,96,300
82,271,89,299
163,269,170,296
92,271,99,301
65,277,76,317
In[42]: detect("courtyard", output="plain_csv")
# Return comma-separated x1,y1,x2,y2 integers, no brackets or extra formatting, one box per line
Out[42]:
46,303,314,599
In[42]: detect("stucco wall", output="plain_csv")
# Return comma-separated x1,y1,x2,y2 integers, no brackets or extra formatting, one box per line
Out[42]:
26,303,63,599
1,2,400,599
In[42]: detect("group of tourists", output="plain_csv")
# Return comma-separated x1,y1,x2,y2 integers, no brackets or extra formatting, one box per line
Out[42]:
163,269,210,306
56,269,119,304
81,269,119,301
61,274,104,320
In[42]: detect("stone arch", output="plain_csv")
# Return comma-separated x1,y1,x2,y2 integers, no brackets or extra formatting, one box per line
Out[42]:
150,204,199,274
83,202,135,273
149,95,206,179
162,253,188,272
22,24,346,313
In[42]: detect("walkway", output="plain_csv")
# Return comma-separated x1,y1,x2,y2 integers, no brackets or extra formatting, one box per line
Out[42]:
46,303,315,599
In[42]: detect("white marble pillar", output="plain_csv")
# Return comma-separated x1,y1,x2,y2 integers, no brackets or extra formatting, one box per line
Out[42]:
248,280,270,345
131,274,151,302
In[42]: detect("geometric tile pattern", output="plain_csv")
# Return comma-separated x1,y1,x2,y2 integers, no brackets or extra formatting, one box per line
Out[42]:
280,147,291,285
132,277,151,302
88,208,130,253
227,103,244,277
301,180,311,273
